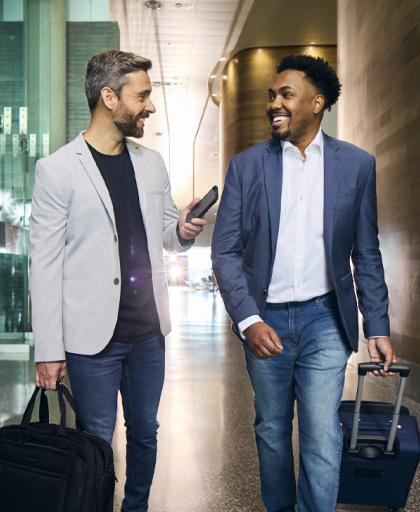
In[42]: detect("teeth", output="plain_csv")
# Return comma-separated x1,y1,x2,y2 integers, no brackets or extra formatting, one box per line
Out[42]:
273,115,289,122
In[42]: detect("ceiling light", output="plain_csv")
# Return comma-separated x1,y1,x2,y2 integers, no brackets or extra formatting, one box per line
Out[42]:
145,0,161,9
211,93,219,97
175,2,194,9
210,74,216,79
309,41,316,44
222,75,228,80
218,57,227,62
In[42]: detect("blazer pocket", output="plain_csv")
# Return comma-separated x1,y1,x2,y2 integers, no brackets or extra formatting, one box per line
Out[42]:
338,187,359,198
340,272,354,290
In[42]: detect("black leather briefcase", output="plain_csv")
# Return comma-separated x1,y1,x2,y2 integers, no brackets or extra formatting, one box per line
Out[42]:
0,382,115,512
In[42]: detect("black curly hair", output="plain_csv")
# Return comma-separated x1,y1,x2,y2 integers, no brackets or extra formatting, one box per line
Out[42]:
276,55,342,111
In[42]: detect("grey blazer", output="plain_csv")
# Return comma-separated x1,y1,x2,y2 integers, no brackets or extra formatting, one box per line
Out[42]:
29,134,191,362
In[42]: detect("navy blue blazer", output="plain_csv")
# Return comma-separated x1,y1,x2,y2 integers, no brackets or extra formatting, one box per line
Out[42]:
211,132,390,351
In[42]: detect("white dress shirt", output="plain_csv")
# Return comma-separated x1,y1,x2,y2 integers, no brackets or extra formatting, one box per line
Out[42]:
239,128,333,334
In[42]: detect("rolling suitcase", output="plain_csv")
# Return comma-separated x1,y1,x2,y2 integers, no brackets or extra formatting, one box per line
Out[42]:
337,362,420,511
0,381,115,512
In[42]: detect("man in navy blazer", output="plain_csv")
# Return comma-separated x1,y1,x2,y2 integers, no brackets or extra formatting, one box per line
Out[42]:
211,55,396,512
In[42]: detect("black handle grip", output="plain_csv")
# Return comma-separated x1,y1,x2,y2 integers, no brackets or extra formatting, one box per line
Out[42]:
358,363,410,377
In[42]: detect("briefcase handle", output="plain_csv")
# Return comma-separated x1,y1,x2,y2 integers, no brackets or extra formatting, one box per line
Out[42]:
21,382,84,434
350,362,410,454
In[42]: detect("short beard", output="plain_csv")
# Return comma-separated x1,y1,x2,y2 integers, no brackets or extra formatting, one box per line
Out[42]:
114,118,142,138
272,127,291,141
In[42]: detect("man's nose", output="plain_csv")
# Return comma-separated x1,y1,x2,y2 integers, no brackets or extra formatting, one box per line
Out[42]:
271,94,283,110
146,99,156,114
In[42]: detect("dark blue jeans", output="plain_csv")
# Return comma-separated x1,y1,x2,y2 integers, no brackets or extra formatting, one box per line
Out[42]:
243,292,351,512
66,335,165,512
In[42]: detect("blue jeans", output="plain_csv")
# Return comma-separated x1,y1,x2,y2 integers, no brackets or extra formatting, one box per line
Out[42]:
66,336,165,512
243,292,351,512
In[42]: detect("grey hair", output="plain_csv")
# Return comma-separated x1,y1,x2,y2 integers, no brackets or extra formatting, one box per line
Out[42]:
85,50,152,111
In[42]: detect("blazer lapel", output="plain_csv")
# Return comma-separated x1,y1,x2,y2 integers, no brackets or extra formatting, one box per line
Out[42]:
323,132,343,258
263,140,283,258
74,134,117,230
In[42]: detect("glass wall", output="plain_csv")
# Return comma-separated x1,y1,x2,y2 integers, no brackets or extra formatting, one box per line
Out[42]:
0,0,118,351
0,3,30,346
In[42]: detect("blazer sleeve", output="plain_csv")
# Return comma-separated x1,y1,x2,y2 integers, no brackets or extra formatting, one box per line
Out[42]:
29,159,68,362
160,156,194,253
351,156,390,338
211,158,260,326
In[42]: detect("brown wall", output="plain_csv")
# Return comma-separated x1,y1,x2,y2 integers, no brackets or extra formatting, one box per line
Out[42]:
338,0,420,397
220,46,337,175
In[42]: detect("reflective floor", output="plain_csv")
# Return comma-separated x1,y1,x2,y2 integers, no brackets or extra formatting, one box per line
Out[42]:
0,287,419,511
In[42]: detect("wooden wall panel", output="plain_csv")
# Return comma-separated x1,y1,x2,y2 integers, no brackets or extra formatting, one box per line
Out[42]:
220,46,337,175
338,0,420,398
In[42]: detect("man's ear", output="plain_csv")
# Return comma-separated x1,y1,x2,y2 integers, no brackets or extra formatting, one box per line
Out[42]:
100,87,118,111
313,94,326,115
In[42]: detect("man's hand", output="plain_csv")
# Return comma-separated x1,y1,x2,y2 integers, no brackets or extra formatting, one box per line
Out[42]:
35,361,67,390
178,197,207,241
244,322,284,358
367,337,397,376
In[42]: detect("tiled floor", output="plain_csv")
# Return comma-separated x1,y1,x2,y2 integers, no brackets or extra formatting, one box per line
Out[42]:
1,287,419,511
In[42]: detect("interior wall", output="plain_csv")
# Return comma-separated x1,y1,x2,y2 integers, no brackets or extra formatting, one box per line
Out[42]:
220,45,337,175
338,0,420,400
66,22,120,141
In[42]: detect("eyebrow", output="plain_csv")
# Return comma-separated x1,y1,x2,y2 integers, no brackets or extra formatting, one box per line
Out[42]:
267,86,296,95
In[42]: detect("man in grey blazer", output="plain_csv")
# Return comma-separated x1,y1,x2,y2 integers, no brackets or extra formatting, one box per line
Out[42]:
29,50,205,512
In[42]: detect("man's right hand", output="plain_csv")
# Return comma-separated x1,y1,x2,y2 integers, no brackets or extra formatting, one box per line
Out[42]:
35,361,67,390
244,322,283,358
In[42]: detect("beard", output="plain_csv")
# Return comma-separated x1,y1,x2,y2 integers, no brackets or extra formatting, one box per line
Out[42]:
272,125,291,141
113,104,144,138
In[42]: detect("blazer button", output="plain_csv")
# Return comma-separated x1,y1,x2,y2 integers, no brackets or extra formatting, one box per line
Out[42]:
114,278,120,285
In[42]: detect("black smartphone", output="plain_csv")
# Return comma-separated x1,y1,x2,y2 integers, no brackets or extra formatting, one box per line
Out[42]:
186,185,219,223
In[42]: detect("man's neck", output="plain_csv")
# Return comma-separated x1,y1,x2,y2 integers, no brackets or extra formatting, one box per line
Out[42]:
84,113,125,155
289,125,322,158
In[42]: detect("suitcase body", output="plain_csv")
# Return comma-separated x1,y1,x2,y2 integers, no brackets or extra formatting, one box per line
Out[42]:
0,383,115,512
337,364,420,510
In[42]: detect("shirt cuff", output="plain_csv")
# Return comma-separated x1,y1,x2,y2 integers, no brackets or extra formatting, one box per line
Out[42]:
238,315,263,339
368,336,388,339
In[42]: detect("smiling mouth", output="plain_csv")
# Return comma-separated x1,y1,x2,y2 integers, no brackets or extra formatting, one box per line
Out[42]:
271,114,290,127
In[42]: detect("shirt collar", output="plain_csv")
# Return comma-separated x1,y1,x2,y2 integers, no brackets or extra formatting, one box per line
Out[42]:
281,127,323,156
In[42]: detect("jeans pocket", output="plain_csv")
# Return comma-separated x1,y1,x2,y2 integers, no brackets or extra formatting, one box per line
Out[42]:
318,292,337,313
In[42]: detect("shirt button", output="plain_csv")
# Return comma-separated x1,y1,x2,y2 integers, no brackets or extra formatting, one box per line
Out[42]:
114,278,120,285
114,234,118,242
263,288,267,294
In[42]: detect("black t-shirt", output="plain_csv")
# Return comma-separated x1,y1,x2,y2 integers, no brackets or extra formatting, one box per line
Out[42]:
87,142,161,343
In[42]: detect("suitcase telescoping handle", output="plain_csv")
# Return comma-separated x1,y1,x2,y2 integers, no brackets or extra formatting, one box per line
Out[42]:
350,363,410,453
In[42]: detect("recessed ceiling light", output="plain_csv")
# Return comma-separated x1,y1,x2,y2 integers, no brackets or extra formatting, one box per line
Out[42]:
145,0,161,9
309,41,316,45
175,2,194,9
210,74,216,79
218,57,227,62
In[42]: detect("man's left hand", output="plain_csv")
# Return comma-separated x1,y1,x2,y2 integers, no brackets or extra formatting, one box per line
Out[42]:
178,197,207,241
367,336,397,376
